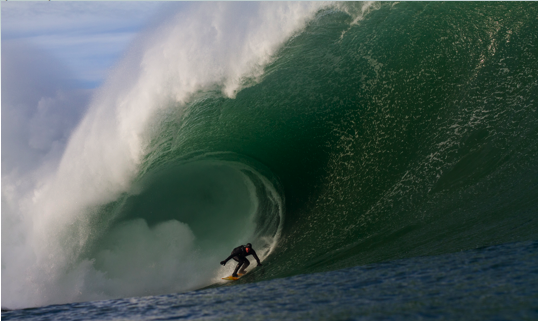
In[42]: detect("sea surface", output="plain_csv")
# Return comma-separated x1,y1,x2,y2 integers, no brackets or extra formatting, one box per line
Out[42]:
3,241,538,320
2,1,538,318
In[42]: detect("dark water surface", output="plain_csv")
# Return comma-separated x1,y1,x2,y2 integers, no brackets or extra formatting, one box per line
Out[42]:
4,240,537,320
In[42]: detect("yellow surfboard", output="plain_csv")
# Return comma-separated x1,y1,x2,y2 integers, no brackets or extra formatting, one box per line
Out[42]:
221,272,246,281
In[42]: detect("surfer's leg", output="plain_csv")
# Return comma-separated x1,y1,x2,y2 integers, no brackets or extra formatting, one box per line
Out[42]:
238,259,250,274
233,260,243,277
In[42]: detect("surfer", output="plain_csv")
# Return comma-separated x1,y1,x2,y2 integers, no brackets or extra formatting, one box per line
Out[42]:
220,243,262,277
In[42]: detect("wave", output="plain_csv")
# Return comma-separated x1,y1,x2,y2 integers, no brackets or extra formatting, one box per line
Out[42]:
3,1,538,309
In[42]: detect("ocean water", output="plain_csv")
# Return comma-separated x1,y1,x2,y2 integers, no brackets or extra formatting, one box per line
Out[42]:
2,1,538,317
3,241,538,320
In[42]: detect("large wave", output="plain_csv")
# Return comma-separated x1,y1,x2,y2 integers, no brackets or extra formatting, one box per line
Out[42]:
3,2,538,309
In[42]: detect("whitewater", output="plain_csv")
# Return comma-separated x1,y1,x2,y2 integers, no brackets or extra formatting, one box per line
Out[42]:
2,2,538,318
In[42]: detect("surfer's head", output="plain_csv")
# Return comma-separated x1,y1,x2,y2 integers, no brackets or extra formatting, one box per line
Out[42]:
246,243,252,249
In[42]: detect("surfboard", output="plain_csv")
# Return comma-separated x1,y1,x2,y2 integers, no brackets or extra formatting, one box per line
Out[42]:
222,272,246,281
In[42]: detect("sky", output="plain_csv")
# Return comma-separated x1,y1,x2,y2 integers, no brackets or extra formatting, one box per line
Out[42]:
2,1,169,87
1,1,179,179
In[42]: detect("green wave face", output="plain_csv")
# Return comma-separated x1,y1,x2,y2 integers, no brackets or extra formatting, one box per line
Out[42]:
90,2,538,285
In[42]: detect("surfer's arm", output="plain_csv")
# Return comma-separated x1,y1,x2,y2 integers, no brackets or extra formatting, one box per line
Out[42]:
222,254,234,265
251,250,262,266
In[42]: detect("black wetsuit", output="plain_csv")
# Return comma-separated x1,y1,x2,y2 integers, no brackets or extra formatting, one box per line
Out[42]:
222,245,261,276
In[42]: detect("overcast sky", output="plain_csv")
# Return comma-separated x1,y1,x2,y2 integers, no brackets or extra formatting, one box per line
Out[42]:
1,1,184,180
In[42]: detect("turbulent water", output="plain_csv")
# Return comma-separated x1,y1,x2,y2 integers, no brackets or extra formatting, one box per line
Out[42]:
2,1,538,311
